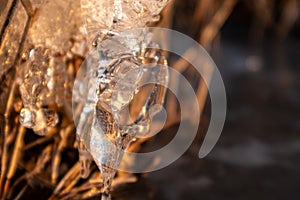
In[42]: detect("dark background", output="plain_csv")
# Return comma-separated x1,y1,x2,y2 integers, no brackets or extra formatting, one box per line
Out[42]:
113,0,300,199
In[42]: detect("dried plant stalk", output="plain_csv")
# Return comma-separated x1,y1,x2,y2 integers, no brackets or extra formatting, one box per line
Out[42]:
3,126,26,199
276,0,299,39
23,129,57,151
51,162,81,199
0,80,17,198
51,124,75,184
200,0,238,50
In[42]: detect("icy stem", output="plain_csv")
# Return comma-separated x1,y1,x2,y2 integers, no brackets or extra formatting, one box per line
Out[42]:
73,30,168,198
19,47,67,135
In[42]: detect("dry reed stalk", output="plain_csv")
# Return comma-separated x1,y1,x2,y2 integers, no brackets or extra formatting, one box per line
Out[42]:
14,184,28,200
51,124,75,184
154,0,181,126
200,0,238,50
5,118,58,199
164,0,238,127
7,144,53,199
20,0,35,16
23,128,57,151
156,0,174,51
5,123,18,149
3,126,26,199
276,0,299,39
34,144,54,172
194,0,238,120
51,162,81,199
0,80,17,198
59,173,82,196
58,173,103,200
166,48,198,125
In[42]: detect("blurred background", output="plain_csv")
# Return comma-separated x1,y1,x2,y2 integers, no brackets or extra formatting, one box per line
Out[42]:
0,0,300,199
129,0,300,199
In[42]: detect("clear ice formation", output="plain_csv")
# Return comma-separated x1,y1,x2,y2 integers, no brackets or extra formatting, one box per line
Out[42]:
74,31,169,199
80,0,169,43
19,47,67,135
29,0,83,52
75,1,170,199
18,0,86,135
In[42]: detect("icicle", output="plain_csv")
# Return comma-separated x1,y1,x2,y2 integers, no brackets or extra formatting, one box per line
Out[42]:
74,0,170,198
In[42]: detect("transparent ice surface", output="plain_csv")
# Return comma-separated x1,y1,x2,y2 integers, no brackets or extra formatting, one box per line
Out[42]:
73,30,168,199
29,0,83,52
81,0,169,42
19,47,67,135
77,1,169,198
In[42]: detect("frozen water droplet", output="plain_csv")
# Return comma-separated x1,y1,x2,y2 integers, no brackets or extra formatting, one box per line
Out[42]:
19,47,70,135
20,107,36,128
20,107,58,135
